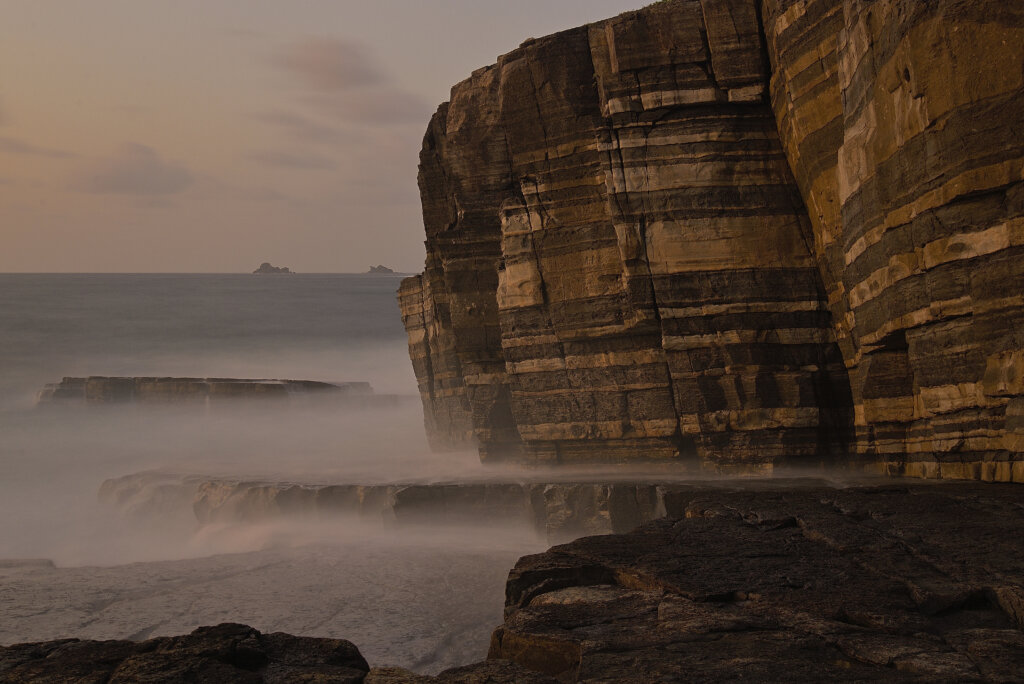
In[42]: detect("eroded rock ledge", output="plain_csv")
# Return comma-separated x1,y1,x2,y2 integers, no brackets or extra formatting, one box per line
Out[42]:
491,482,1024,681
398,0,1024,479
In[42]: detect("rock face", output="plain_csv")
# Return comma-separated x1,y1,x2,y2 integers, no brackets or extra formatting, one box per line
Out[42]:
36,377,370,405
490,482,1024,681
398,0,1024,480
0,623,368,683
253,262,291,274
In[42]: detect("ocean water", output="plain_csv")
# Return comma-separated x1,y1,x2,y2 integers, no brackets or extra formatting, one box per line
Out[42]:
0,274,540,672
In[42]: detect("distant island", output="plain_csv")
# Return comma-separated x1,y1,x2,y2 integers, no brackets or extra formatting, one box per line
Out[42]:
367,265,395,274
253,262,292,274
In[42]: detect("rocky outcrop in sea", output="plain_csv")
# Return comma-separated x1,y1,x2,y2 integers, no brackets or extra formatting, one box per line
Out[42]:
35,377,372,405
397,0,1024,481
253,263,292,274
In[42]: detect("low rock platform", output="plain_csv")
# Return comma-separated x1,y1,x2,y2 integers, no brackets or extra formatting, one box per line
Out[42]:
36,377,375,405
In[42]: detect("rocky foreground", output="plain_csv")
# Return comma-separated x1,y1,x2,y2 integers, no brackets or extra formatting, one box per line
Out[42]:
5,481,1024,682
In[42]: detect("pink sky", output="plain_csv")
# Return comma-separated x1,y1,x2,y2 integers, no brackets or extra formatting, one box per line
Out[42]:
0,1,647,273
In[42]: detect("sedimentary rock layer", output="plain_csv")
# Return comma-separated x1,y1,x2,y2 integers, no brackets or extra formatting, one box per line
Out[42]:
36,377,371,405
399,0,852,469
762,0,1024,478
399,0,1024,479
491,482,1024,681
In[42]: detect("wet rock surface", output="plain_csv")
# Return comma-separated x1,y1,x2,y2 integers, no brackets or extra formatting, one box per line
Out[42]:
492,481,1024,681
0,623,368,683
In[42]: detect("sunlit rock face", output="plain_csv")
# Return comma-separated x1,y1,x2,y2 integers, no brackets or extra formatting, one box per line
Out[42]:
400,0,1024,480
763,0,1024,480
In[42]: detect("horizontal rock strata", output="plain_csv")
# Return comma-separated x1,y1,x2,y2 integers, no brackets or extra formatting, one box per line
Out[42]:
36,377,373,405
490,482,1024,681
762,0,1024,479
399,0,1024,479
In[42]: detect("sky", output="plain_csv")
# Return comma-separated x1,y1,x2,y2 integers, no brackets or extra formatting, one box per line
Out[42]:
0,1,648,273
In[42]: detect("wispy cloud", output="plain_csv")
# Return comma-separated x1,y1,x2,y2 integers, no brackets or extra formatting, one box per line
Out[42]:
274,37,432,127
70,143,193,195
304,90,431,126
246,149,337,170
252,110,343,144
275,38,385,91
0,136,78,159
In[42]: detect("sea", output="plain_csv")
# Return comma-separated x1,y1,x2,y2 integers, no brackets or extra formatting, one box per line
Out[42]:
0,273,542,673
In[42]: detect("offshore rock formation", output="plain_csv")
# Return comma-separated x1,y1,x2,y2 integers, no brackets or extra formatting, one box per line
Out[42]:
252,262,291,274
490,482,1024,681
36,377,371,405
399,0,1024,479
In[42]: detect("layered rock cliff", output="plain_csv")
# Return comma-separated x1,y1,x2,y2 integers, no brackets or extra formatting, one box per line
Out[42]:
399,0,1024,479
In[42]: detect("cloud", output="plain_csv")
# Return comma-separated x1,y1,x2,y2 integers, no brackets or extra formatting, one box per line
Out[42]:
275,38,385,91
252,110,343,144
246,149,337,170
305,89,433,126
0,136,78,159
273,38,432,127
71,143,193,195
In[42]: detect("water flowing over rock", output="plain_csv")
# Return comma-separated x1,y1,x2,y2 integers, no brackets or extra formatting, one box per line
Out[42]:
99,473,682,544
398,0,1024,480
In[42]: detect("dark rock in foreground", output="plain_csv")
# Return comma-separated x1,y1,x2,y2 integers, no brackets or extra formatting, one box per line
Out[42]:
491,482,1024,681
7,482,1024,681
0,625,553,684
0,623,368,683
36,377,372,405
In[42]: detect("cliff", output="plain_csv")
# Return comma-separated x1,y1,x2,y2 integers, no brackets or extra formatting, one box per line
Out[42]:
399,0,1024,480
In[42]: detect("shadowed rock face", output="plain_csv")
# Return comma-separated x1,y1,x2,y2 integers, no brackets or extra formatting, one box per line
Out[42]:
491,482,1024,681
399,0,1024,480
